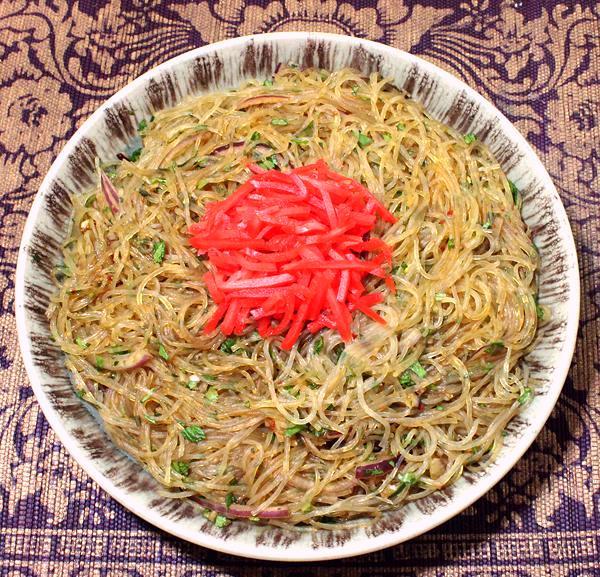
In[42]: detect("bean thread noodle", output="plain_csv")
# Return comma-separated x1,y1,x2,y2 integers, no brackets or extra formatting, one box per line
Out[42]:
48,67,541,528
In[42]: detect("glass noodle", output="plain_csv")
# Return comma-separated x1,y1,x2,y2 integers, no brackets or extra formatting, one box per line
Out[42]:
48,67,541,529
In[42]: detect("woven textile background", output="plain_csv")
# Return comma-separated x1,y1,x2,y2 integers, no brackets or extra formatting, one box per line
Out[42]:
1,1,598,575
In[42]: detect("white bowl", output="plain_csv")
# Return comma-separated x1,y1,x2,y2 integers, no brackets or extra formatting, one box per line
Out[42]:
15,32,580,561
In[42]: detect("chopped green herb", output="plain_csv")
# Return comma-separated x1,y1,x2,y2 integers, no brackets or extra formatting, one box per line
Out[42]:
152,240,166,264
464,133,477,145
397,123,406,130
248,516,260,522
326,403,335,411
75,389,86,399
144,414,157,424
502,430,508,437
205,386,219,403
196,179,208,190
158,343,169,361
95,356,104,369
410,361,427,378
225,492,235,509
185,375,200,390
382,133,393,142
258,155,278,170
203,374,216,381
534,296,544,320
220,338,236,354
214,514,230,528
181,425,206,443
75,337,89,349
313,336,324,354
171,461,190,476
284,385,299,398
447,238,455,249
351,84,359,95
284,423,306,437
137,119,148,132
140,388,156,404
509,180,519,204
435,292,446,301
356,131,373,149
482,218,493,230
250,131,261,141
301,502,313,513
263,79,273,86
309,426,327,437
435,405,445,411
518,387,533,406
298,120,314,137
271,118,288,126
291,137,309,147
399,371,414,388
485,341,505,355
84,194,96,207
127,147,142,162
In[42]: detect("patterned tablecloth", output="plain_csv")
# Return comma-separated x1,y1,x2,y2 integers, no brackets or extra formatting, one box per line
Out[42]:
1,1,599,575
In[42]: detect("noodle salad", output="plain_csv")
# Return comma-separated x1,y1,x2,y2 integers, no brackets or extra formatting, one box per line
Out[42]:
48,67,543,529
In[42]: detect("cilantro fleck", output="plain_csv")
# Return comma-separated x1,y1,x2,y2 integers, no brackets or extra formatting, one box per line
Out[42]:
485,341,505,355
397,122,406,130
284,423,306,437
137,119,148,133
225,492,236,509
181,425,206,443
410,361,427,378
534,296,544,320
464,133,477,145
205,386,219,403
140,388,156,404
291,137,309,147
258,155,278,170
158,343,169,361
128,147,142,162
383,133,393,142
351,84,359,95
356,131,373,149
399,372,414,388
271,118,288,126
435,292,446,301
95,356,104,369
509,180,519,204
75,337,89,349
196,179,208,190
313,336,324,354
220,338,236,354
152,240,166,264
214,514,230,528
263,79,273,86
250,131,261,141
447,238,455,249
518,387,533,406
75,389,86,399
435,405,445,411
144,414,157,424
171,461,190,476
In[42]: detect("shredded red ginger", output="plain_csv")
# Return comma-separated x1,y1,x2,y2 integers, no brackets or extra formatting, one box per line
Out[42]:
189,160,397,350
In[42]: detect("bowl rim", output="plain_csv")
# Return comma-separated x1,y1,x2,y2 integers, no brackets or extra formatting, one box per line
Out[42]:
15,31,580,561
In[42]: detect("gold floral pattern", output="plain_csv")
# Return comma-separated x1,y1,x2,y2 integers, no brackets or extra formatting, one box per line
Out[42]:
0,1,598,575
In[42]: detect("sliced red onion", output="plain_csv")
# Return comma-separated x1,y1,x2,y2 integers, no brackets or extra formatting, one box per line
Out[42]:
99,169,120,214
355,455,405,479
193,497,290,519
109,350,152,371
212,141,245,156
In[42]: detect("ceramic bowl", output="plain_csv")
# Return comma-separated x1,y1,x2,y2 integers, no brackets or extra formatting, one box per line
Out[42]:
15,32,580,561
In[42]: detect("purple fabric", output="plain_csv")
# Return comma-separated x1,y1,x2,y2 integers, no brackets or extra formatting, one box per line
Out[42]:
0,1,598,574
